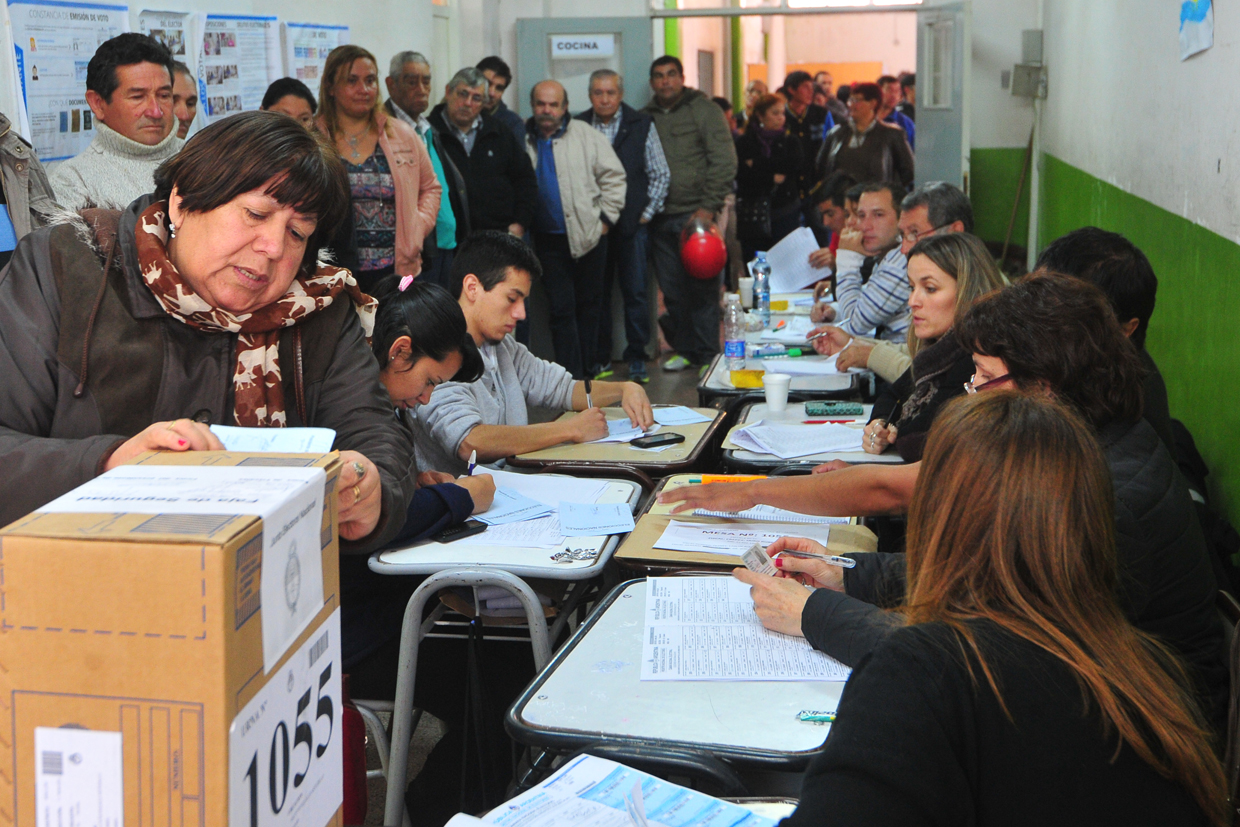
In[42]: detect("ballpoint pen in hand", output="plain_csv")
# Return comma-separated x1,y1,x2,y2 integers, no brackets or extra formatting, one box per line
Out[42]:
584,378,593,409
467,449,477,475
775,549,857,568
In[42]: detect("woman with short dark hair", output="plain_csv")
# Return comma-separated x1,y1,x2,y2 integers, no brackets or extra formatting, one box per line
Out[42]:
0,108,413,553
262,77,317,129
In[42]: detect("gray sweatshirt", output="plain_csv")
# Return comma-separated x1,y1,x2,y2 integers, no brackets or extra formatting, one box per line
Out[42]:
49,123,182,211
412,335,575,474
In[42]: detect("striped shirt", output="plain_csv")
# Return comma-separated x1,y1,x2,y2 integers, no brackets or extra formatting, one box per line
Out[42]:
591,109,671,221
835,247,911,343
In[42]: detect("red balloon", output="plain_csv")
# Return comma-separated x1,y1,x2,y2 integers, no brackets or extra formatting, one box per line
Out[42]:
680,220,728,280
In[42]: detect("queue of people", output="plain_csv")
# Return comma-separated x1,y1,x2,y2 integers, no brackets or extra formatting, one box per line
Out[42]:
0,29,1232,827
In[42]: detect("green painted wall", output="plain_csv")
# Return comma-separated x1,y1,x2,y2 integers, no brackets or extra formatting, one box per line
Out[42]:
969,147,1031,249
1040,153,1240,519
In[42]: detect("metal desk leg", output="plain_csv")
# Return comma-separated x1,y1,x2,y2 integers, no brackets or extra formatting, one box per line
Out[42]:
383,569,552,827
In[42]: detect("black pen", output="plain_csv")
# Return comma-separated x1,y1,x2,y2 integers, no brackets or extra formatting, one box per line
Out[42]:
584,378,593,409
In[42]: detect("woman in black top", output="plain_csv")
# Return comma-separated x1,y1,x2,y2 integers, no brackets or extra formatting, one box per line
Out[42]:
735,93,803,259
864,233,1006,461
781,392,1226,826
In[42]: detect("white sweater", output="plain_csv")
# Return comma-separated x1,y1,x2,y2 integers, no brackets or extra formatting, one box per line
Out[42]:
49,123,182,211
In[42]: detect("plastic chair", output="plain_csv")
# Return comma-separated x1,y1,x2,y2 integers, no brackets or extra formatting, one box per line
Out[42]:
383,569,553,827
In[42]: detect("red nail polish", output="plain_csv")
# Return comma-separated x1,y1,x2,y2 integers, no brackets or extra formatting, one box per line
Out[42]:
178,439,187,447
774,558,783,568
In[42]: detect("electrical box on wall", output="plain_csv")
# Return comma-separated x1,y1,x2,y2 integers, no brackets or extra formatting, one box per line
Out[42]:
1011,64,1047,98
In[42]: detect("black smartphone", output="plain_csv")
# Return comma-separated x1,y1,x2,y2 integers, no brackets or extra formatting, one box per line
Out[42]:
432,519,488,544
631,432,686,449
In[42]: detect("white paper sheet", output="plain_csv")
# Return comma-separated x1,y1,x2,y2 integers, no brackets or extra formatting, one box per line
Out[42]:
764,227,825,293
209,425,337,453
591,419,661,443
651,406,712,426
458,754,777,827
758,315,815,343
39,465,326,673
652,519,834,556
693,504,849,524
642,577,851,681
473,487,552,526
35,727,124,827
759,353,862,376
480,514,565,547
481,468,608,508
731,420,864,458
558,501,635,536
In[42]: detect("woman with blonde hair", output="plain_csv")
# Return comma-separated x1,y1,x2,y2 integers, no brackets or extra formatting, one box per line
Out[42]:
317,44,440,291
863,231,1006,460
780,391,1226,826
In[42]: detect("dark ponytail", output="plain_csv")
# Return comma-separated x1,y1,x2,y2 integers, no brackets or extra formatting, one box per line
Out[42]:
370,275,484,382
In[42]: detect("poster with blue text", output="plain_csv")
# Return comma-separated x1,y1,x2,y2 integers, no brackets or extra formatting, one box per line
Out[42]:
281,22,348,87
1180,0,1213,61
7,0,129,161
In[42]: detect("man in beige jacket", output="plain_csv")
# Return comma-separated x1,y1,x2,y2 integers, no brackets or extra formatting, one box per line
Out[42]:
526,79,626,379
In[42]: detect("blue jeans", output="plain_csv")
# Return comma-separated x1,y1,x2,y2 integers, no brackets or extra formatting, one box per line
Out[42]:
596,224,651,364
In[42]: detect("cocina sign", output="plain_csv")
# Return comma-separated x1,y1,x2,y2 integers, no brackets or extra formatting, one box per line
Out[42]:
550,34,616,58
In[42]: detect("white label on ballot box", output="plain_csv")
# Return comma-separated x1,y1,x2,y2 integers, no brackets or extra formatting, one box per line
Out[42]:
38,465,327,673
35,727,124,827
230,608,343,827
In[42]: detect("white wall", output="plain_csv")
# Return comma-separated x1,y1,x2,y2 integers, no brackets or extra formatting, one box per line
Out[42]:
968,0,1037,148
1041,0,1240,242
782,11,915,75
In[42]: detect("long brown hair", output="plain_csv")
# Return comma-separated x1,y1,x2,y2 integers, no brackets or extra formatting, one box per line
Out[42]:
317,44,386,142
904,391,1226,825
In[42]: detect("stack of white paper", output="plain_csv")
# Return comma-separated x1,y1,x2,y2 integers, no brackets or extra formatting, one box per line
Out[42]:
559,501,636,536
652,519,833,556
480,468,608,508
731,420,864,458
642,576,851,681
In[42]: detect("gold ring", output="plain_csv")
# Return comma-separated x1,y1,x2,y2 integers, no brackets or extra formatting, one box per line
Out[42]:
352,485,361,501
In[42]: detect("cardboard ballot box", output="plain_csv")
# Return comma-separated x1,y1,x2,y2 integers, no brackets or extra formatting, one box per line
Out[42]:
0,451,345,827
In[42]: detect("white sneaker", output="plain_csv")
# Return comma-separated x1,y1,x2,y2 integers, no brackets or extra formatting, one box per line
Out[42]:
663,354,692,372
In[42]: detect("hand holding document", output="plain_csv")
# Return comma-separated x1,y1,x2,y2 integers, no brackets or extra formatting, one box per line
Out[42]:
762,227,823,293
642,576,851,681
731,420,864,458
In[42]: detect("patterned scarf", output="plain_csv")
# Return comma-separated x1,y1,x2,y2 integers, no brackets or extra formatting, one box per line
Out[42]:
133,200,377,426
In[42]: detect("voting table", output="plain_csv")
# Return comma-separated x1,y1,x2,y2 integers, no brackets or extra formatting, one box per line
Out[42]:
369,474,643,826
506,405,728,479
614,474,877,576
506,578,846,778
696,306,869,410
722,402,908,473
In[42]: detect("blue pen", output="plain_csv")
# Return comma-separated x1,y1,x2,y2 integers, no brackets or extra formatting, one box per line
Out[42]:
467,449,477,475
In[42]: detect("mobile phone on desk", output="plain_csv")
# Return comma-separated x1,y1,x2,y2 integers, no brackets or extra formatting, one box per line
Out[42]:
631,432,686,449
432,519,488,544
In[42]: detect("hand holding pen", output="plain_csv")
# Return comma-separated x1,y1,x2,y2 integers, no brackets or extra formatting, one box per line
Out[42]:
764,537,849,592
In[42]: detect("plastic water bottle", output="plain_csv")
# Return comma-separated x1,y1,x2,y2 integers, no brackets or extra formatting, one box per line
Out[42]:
752,252,772,327
723,293,747,371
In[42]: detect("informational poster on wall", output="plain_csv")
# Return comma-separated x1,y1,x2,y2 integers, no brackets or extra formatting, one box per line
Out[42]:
7,0,129,161
281,22,348,87
196,13,280,124
138,9,192,68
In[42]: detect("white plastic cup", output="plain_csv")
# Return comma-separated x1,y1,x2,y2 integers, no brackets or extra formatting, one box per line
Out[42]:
738,276,754,308
763,372,792,413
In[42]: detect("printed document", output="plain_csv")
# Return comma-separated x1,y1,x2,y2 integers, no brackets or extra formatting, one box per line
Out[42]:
652,519,834,556
559,501,635,536
210,424,336,453
763,227,824,293
758,315,815,344
592,419,661,443
642,576,851,681
652,406,712,426
474,488,553,526
480,468,608,508
693,503,849,524
759,353,862,376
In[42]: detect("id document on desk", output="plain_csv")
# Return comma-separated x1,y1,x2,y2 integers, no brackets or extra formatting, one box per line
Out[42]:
641,576,851,681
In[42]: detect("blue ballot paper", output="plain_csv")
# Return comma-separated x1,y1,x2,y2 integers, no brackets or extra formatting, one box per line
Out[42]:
475,487,554,525
558,501,636,536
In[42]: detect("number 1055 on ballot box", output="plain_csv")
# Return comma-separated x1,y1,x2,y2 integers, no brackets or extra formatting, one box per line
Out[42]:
0,450,347,827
